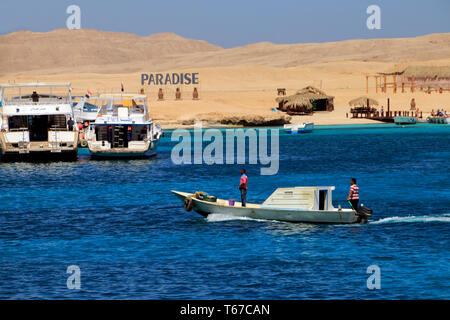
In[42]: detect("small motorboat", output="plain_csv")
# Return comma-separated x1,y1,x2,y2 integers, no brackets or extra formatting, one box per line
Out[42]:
172,186,372,224
394,116,417,125
284,122,314,134
427,116,449,124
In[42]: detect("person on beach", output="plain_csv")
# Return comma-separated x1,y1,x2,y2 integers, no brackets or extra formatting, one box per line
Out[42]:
347,178,359,210
380,106,384,117
239,169,248,207
410,98,416,110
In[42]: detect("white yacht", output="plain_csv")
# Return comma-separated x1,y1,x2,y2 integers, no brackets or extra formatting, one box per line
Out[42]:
0,83,78,160
86,94,162,158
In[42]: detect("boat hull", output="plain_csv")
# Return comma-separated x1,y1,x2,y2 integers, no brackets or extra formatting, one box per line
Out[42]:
0,149,78,162
90,141,158,159
172,191,358,224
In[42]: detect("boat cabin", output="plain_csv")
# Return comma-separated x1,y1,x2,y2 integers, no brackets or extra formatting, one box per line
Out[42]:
262,187,336,211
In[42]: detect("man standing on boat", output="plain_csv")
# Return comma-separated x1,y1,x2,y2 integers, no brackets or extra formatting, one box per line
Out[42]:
239,169,248,207
347,178,359,210
67,117,74,131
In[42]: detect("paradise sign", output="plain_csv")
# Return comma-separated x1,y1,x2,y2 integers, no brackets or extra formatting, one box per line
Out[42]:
141,73,200,86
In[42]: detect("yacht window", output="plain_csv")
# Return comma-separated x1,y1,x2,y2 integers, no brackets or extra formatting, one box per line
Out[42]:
8,116,29,130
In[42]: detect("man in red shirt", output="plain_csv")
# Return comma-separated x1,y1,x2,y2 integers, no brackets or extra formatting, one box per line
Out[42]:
347,178,359,210
239,169,248,207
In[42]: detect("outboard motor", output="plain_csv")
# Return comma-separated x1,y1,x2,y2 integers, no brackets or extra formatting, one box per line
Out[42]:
356,205,373,224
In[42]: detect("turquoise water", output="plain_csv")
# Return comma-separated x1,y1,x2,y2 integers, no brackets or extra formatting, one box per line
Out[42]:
0,124,449,299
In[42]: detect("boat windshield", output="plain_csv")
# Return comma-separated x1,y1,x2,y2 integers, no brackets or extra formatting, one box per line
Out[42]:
99,97,146,115
1,85,71,105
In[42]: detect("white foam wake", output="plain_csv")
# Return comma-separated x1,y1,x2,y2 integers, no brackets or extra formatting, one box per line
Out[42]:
370,214,450,225
207,213,450,225
206,213,268,223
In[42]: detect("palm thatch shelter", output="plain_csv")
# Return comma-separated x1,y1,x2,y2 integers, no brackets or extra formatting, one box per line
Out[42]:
402,66,450,79
276,86,334,115
367,65,450,93
349,96,379,107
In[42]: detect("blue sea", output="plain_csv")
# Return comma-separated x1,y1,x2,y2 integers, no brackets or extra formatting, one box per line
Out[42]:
0,124,449,299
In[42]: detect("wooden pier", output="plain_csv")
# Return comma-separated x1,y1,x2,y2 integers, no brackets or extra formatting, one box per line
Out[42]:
348,109,423,123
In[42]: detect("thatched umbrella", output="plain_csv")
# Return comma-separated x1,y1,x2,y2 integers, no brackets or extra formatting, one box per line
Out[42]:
349,96,379,107
296,85,327,96
283,96,313,111
295,86,334,101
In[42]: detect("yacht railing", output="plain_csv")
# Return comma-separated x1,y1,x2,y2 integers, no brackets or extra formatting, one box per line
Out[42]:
2,97,71,105
3,128,29,152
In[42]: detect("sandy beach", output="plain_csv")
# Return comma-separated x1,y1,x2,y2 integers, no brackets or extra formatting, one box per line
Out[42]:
1,30,449,128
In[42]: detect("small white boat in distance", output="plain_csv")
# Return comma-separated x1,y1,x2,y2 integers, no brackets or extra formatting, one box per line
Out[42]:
284,122,314,134
394,116,417,125
72,96,100,123
87,93,162,158
172,186,372,224
427,116,449,124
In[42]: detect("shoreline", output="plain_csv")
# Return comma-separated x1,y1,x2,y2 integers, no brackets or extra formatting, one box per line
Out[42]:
158,120,446,131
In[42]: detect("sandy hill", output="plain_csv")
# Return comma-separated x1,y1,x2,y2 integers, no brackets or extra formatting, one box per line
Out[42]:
0,29,221,74
1,30,450,74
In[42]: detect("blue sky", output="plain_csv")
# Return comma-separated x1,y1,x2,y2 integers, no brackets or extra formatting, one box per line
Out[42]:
0,0,449,48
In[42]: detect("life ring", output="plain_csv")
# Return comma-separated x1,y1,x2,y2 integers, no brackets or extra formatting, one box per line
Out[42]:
184,197,193,211
80,139,88,148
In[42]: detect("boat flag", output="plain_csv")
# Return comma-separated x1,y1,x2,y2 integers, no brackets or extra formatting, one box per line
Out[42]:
85,90,92,98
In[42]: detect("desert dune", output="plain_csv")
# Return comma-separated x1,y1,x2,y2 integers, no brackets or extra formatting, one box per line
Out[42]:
1,29,449,128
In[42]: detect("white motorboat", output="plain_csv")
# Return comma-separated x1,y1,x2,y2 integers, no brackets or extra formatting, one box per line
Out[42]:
86,93,162,158
0,83,78,160
72,95,100,123
172,186,372,224
284,122,314,134
427,116,449,124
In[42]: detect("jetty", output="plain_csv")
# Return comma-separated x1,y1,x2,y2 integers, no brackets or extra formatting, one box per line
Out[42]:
348,98,423,123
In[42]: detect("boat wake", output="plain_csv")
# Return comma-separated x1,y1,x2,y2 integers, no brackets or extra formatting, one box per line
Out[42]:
370,214,450,225
206,214,269,223
206,213,450,225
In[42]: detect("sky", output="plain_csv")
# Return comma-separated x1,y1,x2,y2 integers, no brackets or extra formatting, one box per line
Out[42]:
0,0,449,48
